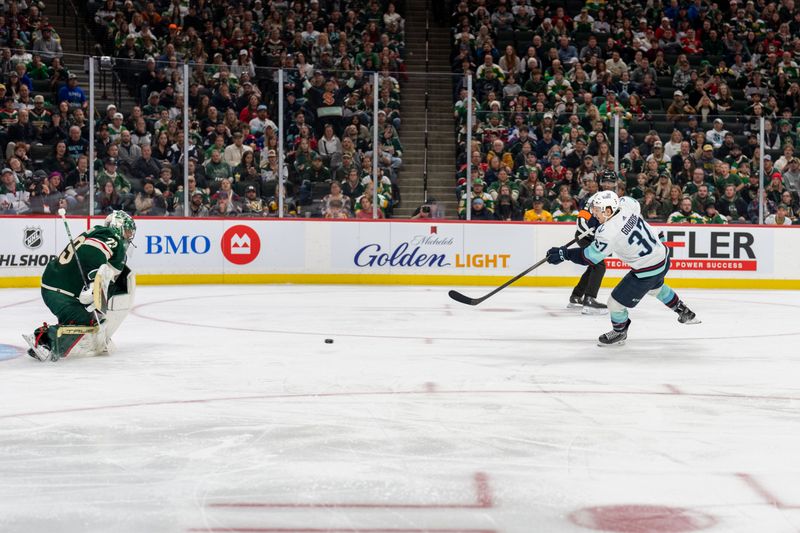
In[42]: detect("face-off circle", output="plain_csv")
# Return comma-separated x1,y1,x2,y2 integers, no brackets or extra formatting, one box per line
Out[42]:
221,225,261,265
568,504,717,533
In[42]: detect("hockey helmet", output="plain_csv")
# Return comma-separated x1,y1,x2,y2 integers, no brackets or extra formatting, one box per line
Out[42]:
599,169,618,183
592,190,620,215
105,210,136,242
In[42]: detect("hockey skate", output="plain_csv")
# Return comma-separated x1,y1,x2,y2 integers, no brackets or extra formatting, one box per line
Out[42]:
581,296,608,315
675,302,701,324
22,334,55,362
567,295,584,309
598,320,631,347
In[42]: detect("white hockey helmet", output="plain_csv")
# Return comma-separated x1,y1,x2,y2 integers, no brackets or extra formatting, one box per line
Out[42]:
104,210,136,242
592,190,620,214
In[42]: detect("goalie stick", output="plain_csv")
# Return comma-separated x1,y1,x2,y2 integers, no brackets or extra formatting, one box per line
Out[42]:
58,209,109,350
448,237,578,306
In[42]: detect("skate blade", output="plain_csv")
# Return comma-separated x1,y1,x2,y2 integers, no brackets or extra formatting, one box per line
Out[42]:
597,340,625,347
567,303,584,309
682,318,702,325
582,307,609,315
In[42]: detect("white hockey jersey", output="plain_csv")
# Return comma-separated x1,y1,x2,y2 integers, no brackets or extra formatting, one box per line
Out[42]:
583,196,669,278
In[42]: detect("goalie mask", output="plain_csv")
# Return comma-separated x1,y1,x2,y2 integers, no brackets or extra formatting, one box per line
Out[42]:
105,211,136,243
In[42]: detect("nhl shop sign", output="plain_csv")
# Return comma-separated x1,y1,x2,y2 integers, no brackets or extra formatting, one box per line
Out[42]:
0,226,55,267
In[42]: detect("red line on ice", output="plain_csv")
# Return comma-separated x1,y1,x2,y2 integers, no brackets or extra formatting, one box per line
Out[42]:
736,473,799,509
2,389,799,421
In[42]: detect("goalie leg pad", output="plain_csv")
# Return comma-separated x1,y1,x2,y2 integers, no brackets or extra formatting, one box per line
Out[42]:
52,325,108,359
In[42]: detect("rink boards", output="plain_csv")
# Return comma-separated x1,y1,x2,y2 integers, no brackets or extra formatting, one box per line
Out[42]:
1,216,799,289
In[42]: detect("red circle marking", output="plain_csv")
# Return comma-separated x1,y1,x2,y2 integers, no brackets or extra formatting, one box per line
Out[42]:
569,505,717,533
221,225,261,265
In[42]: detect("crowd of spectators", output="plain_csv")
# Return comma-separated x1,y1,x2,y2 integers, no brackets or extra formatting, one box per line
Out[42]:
0,0,407,218
449,0,800,225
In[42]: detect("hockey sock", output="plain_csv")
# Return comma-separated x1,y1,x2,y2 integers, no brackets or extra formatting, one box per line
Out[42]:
611,316,630,332
608,296,629,330
653,285,679,309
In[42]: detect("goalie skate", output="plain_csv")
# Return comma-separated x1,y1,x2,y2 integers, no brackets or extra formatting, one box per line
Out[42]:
22,333,55,362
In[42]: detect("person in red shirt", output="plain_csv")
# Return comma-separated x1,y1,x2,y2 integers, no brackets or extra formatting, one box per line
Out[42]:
544,152,568,191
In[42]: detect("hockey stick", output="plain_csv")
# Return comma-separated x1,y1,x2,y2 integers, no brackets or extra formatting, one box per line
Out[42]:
448,237,578,306
58,209,108,349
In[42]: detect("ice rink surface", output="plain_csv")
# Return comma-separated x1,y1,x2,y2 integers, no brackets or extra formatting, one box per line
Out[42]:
1,284,800,533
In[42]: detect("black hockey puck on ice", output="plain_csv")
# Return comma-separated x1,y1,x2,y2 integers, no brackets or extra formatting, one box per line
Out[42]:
325,338,334,344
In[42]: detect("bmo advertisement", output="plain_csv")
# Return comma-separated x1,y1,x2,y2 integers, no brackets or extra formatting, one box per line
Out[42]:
131,219,306,276
1,217,798,288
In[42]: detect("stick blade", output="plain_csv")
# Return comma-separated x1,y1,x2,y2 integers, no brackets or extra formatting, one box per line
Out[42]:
448,289,480,306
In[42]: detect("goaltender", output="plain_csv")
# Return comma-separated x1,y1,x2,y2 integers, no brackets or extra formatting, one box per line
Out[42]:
23,210,136,361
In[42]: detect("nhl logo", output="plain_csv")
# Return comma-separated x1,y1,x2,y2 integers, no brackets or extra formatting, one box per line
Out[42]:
23,227,43,249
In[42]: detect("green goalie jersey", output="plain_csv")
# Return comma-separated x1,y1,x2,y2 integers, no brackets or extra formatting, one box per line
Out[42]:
42,226,127,297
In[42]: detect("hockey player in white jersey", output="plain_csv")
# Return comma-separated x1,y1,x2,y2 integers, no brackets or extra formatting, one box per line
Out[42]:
546,191,700,346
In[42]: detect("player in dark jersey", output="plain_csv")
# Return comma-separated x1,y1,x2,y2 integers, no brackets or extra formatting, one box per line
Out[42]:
24,211,135,361
568,182,609,314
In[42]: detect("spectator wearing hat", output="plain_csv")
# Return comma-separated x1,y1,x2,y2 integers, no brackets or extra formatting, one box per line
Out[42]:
57,74,87,111
523,196,553,222
458,178,494,219
765,204,794,225
97,156,132,196
241,185,267,216
231,49,255,80
29,94,51,130
142,92,166,123
301,153,332,183
107,112,127,143
781,157,800,193
222,131,252,168
666,90,695,123
248,105,277,138
185,190,209,217
468,197,493,220
32,26,62,61
705,119,728,150
0,166,29,214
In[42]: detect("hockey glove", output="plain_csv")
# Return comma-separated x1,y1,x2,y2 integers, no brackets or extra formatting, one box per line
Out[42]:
78,286,94,306
546,246,568,264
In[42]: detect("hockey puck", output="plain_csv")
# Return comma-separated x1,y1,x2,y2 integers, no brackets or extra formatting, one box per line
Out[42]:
324,338,334,344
